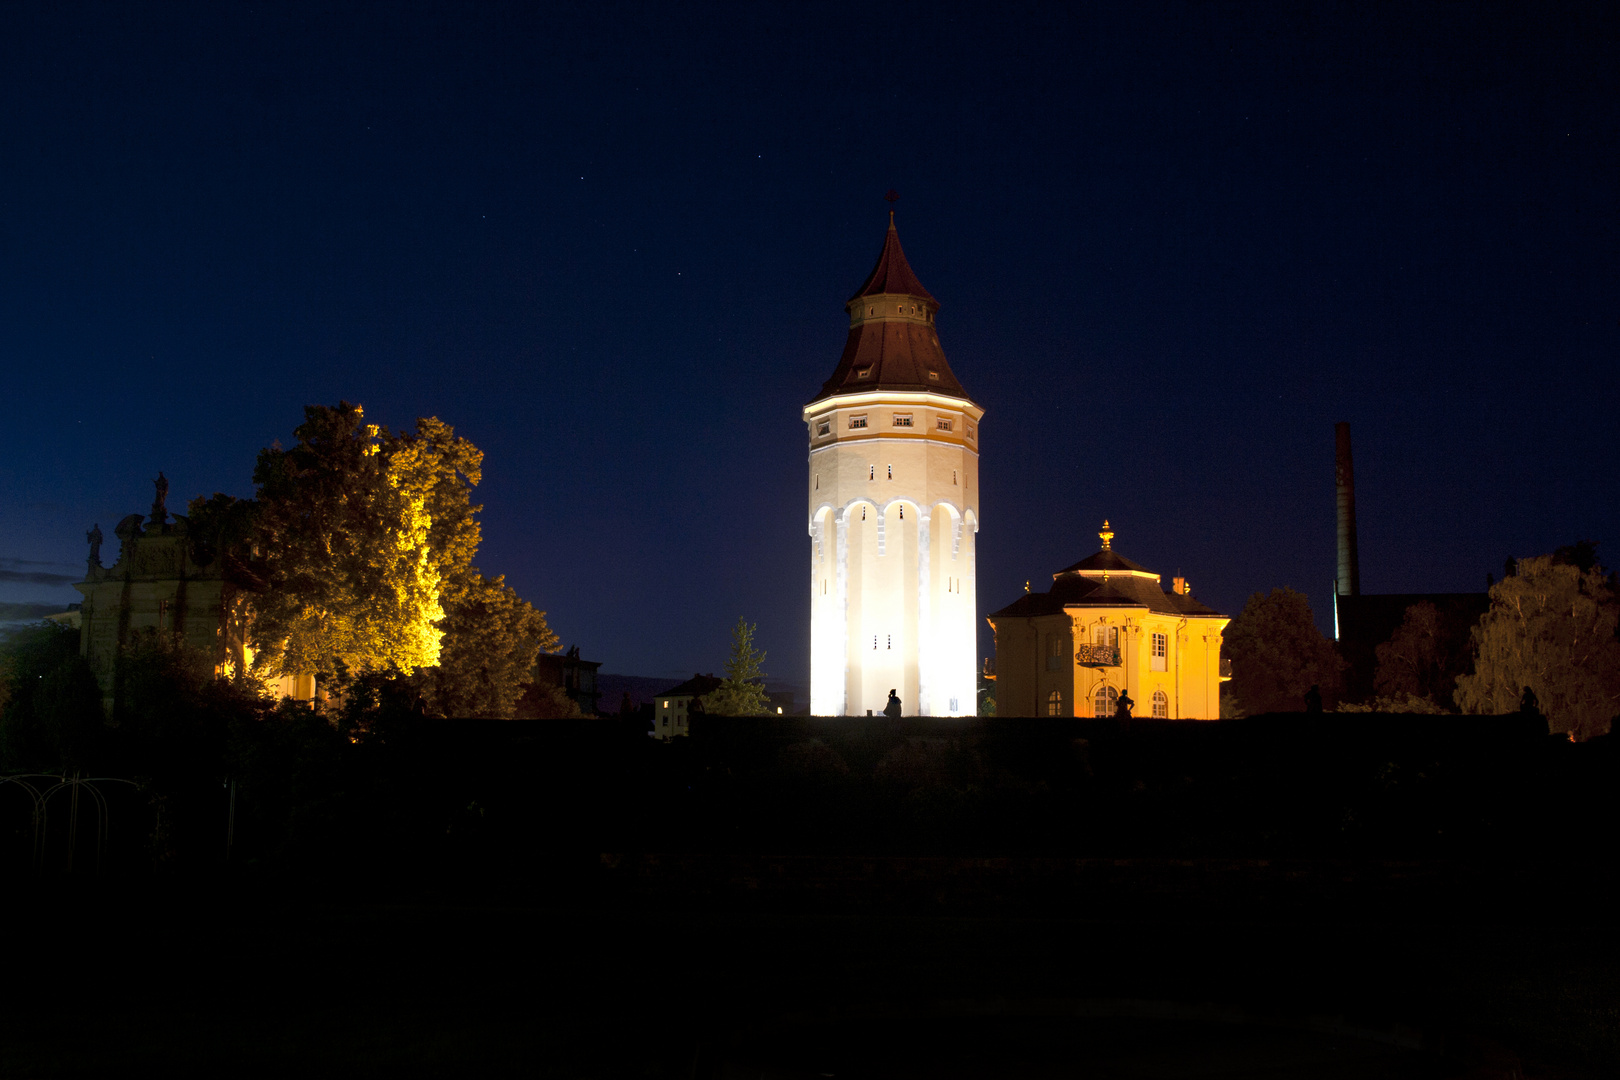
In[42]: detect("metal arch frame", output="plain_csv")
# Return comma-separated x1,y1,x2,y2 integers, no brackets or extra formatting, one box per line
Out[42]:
1,773,138,874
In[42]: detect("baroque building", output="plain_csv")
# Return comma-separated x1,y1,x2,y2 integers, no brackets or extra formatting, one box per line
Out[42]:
988,523,1229,719
804,214,981,716
74,476,314,707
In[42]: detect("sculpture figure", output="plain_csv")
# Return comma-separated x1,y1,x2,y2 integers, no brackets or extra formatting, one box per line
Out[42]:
86,523,103,568
150,471,170,527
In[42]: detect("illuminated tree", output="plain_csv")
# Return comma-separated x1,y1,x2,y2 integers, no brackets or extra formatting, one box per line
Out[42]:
191,403,559,707
707,617,770,716
243,403,445,683
1222,587,1345,714
1455,551,1620,740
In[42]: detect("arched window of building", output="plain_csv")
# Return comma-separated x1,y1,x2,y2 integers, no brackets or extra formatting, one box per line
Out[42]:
1152,690,1169,718
1093,685,1118,718
1047,690,1063,716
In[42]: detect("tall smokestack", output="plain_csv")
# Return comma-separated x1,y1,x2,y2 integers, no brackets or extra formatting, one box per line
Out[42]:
1335,421,1360,597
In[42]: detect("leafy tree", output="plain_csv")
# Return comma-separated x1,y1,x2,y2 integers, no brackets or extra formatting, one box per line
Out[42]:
514,681,585,719
243,403,446,685
706,617,770,716
417,572,558,718
1222,587,1345,714
0,622,104,770
1455,551,1620,740
1371,601,1472,711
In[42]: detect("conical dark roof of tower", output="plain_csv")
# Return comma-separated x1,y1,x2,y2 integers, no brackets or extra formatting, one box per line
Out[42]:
809,216,972,406
848,214,937,303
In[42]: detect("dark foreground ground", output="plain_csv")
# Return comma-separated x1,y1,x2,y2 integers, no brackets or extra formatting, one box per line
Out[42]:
3,876,1616,1078
2,713,1616,1076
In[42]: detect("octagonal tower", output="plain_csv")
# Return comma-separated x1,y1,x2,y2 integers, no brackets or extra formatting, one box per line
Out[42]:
803,213,983,716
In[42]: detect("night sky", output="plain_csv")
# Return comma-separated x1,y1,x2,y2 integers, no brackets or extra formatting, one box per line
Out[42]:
2,2,1615,690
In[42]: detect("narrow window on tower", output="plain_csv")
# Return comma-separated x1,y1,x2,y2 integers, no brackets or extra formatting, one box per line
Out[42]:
936,417,952,430
953,470,958,485
815,475,819,490
861,506,866,520
898,506,904,520
887,465,893,479
873,636,878,650
869,466,874,481
849,415,868,429
892,413,913,428
887,635,892,650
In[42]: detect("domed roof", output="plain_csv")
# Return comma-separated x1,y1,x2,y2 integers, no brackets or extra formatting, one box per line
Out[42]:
808,214,973,407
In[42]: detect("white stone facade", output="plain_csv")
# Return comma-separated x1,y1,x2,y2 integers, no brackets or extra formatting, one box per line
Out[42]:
804,392,982,716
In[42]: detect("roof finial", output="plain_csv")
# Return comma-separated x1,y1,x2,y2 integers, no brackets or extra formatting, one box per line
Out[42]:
1098,519,1114,551
884,189,899,227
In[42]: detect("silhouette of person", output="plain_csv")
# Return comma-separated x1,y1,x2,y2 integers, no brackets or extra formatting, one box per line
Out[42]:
1519,685,1540,716
883,689,902,718
1304,684,1323,714
1114,691,1134,719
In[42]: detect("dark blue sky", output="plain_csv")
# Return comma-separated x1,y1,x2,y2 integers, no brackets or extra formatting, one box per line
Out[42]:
2,2,1615,684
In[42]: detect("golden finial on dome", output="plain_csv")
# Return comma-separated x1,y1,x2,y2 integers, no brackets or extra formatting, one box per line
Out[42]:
1098,520,1114,551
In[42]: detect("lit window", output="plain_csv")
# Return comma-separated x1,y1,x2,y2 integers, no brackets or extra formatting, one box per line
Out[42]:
936,418,952,431
1151,632,1168,672
1153,690,1169,719
856,366,872,379
892,414,913,427
1093,685,1118,718
849,415,868,429
928,370,940,381
1047,690,1063,716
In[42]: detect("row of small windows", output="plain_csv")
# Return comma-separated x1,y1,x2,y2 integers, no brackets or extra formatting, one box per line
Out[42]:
865,304,931,320
814,414,974,437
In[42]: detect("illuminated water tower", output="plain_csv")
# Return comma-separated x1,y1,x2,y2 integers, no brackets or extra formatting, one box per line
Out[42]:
802,211,982,716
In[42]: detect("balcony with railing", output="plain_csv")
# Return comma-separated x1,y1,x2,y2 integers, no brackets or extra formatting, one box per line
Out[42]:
1074,643,1121,667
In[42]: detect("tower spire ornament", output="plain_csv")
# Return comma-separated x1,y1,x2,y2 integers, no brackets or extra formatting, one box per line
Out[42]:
1099,520,1114,551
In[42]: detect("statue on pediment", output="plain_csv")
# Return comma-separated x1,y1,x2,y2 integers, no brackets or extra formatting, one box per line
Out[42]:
151,472,170,528
86,523,103,569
